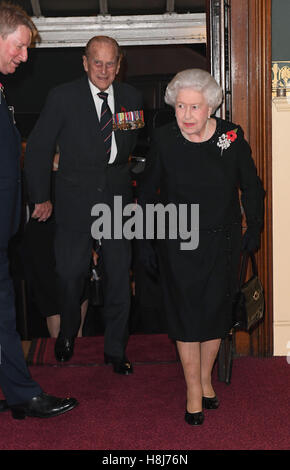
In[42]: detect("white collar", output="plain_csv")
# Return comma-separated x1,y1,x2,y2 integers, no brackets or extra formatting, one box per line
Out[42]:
88,79,114,98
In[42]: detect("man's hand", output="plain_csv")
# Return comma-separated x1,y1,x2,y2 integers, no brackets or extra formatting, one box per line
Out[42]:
31,201,53,222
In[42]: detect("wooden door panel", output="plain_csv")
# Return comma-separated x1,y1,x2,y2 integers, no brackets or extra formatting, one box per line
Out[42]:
230,0,273,356
208,0,273,356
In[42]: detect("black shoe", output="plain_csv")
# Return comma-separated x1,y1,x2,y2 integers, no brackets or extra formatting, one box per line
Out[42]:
10,392,78,420
0,400,9,412
104,353,133,375
184,410,204,426
55,335,75,362
202,395,219,409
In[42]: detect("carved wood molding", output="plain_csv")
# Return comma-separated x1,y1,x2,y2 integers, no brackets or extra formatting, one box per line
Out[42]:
231,0,273,356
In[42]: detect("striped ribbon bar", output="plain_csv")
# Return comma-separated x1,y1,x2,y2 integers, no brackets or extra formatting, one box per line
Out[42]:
113,109,145,131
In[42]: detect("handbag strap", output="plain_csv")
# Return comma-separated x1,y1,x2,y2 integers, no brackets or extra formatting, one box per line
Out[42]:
238,251,258,287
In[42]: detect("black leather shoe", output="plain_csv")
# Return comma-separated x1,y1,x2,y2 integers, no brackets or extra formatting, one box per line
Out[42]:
185,410,204,426
202,395,219,409
104,353,133,375
10,392,78,420
55,335,75,362
0,400,9,412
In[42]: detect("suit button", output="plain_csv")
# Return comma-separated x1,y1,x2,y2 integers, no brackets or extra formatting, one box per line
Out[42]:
97,187,103,192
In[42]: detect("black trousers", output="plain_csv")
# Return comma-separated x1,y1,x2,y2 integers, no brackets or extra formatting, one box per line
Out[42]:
54,226,132,358
0,249,42,405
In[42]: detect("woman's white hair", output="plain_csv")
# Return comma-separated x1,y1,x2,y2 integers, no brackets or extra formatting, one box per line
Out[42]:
165,68,223,112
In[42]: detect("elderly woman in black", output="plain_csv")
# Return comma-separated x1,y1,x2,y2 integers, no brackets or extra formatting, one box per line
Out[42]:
138,69,264,426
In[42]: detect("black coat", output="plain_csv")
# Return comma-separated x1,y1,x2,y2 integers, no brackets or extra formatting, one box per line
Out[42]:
0,85,42,404
0,93,21,248
138,118,264,342
24,75,142,232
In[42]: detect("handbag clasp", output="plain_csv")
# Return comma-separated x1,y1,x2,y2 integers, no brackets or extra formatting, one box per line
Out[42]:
253,290,260,301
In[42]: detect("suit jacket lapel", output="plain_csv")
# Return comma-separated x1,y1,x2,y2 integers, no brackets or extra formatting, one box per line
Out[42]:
77,78,126,160
113,82,124,157
0,91,21,143
76,75,112,163
77,75,101,137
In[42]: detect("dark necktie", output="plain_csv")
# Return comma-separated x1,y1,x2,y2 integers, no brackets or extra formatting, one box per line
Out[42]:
98,92,112,157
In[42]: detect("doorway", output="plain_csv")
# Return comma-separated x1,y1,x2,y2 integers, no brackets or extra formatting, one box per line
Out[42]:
7,0,273,355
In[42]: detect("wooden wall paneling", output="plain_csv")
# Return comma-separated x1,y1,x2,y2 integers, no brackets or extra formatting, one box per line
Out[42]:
230,0,273,356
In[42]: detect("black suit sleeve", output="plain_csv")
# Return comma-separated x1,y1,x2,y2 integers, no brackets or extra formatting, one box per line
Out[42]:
236,126,265,251
24,88,64,204
236,126,265,227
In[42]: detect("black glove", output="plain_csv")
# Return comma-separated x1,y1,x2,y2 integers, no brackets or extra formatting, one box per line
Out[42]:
241,225,261,253
136,239,159,281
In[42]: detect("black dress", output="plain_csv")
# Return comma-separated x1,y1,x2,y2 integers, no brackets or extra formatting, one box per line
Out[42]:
22,172,59,318
138,118,264,342
22,171,90,320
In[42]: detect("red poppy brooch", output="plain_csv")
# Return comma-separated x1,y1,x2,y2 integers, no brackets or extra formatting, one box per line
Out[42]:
217,128,238,155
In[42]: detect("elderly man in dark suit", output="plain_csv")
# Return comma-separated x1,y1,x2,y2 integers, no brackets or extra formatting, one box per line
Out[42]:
25,35,142,372
0,2,77,419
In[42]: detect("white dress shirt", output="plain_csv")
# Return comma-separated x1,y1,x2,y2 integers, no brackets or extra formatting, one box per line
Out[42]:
88,79,117,164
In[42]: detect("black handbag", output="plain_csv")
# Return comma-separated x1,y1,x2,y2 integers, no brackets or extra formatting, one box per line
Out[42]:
232,251,265,331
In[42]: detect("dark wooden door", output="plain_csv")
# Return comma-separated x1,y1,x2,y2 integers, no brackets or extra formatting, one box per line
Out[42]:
207,0,273,356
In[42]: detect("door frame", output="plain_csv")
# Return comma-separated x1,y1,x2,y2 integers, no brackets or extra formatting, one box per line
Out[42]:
30,1,273,355
230,0,273,356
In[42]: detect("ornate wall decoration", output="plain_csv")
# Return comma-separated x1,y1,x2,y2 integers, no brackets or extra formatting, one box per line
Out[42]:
272,61,290,97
